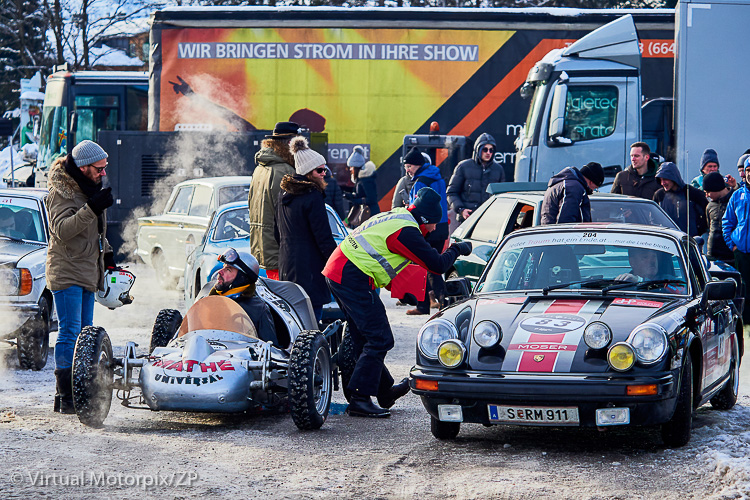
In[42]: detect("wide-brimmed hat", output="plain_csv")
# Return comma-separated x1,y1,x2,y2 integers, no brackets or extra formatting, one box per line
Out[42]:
266,121,300,139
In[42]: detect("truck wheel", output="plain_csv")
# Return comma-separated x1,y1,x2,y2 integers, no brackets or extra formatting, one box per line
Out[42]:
338,326,356,403
17,295,51,370
710,339,740,410
431,416,460,440
289,330,332,430
72,326,114,428
150,309,182,353
153,251,176,289
661,350,693,447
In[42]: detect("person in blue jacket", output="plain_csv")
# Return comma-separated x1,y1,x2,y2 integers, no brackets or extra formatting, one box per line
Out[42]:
541,162,604,225
722,156,750,323
404,147,449,314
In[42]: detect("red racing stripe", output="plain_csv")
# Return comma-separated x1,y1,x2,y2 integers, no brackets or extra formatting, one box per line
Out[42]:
545,299,587,314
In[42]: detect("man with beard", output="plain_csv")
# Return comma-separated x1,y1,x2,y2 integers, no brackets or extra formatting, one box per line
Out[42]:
248,121,298,280
198,247,277,346
45,140,115,413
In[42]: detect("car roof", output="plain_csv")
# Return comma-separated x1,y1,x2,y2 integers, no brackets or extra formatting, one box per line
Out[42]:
0,187,48,199
507,221,687,240
173,176,252,188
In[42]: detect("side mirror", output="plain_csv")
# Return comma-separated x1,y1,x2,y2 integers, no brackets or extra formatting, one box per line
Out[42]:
547,83,568,143
701,279,736,309
445,277,471,298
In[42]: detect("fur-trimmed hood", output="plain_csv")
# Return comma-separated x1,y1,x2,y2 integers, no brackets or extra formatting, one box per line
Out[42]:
48,158,81,200
257,138,295,168
358,160,376,178
280,174,325,207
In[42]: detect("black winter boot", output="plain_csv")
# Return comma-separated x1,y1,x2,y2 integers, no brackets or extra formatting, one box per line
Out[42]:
54,368,75,414
377,378,411,409
347,394,391,418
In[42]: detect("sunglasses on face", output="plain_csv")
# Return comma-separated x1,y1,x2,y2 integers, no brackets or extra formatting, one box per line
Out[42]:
314,167,327,174
90,164,107,173
481,147,495,153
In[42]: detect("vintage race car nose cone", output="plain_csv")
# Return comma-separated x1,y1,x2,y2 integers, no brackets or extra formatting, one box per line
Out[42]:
182,334,215,364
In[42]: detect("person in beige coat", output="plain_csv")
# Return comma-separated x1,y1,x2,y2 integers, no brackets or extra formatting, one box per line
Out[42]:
247,121,297,279
46,140,114,414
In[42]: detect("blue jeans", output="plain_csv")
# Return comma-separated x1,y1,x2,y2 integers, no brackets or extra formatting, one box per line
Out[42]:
53,286,95,369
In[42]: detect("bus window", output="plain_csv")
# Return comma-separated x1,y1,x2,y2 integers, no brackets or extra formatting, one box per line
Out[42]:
38,105,68,168
74,95,119,143
126,85,148,130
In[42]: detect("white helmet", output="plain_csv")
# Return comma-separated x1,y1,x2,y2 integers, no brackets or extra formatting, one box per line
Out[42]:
96,269,135,309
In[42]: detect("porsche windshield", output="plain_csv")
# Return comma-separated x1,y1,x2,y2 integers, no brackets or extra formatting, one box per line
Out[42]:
479,231,688,295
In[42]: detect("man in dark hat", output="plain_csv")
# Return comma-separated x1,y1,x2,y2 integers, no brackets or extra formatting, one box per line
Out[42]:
323,187,472,418
703,172,734,265
541,162,604,225
248,121,300,280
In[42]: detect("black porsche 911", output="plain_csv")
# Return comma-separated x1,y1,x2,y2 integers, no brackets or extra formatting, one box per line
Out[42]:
410,223,743,447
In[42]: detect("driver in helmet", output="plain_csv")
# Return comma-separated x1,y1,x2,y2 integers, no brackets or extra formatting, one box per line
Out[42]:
198,248,278,346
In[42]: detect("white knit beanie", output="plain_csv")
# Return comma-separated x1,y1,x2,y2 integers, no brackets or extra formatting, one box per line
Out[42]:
290,136,326,176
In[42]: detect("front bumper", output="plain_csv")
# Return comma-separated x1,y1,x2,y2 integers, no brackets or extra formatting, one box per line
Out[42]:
410,366,679,427
0,302,39,336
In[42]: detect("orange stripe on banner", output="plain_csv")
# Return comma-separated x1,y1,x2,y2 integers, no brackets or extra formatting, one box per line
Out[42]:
448,39,572,139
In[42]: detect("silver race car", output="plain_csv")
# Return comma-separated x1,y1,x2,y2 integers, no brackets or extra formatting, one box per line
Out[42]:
71,277,349,430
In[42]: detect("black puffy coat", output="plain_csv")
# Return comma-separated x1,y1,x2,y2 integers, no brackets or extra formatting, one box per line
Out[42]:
446,133,505,219
275,175,337,309
540,167,591,225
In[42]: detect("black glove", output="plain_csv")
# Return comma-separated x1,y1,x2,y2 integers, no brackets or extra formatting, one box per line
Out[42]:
88,187,113,215
103,252,117,270
451,241,472,256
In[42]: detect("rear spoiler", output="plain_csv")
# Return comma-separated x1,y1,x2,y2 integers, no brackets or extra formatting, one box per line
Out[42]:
487,182,547,195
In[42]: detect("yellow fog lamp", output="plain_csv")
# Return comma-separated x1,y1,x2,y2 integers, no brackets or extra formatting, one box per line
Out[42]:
608,342,635,372
437,340,466,368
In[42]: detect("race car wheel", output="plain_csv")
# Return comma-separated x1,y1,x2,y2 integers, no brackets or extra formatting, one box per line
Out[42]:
150,309,183,353
72,326,114,428
338,326,356,403
289,330,332,430
430,416,460,440
661,350,693,447
17,295,51,370
710,338,740,410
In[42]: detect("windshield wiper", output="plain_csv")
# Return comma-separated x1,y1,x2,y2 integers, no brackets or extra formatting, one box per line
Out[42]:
542,278,624,295
0,235,25,243
603,278,686,294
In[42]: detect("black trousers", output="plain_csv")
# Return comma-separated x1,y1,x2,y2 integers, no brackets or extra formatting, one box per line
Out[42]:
327,278,395,397
733,250,750,324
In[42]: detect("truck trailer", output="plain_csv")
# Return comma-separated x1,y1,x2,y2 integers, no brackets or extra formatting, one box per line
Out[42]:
149,6,675,207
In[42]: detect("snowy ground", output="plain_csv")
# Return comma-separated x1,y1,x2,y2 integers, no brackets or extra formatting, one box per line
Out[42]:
1,263,749,499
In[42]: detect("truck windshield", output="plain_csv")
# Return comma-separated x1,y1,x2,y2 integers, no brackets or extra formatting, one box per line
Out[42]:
522,83,546,148
38,79,68,169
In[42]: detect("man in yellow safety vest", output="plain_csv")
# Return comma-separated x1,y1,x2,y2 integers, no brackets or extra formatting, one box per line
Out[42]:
323,187,472,417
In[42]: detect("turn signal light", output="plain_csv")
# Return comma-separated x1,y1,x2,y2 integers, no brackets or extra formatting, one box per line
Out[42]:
415,379,439,391
626,384,657,396
19,269,32,296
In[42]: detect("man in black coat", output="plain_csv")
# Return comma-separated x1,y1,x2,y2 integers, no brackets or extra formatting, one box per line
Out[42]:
446,133,505,222
611,142,661,200
653,162,708,238
540,162,604,225
703,171,735,265
275,136,338,321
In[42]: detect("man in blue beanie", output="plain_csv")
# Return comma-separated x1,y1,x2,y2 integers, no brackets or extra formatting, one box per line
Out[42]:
323,187,472,418
691,148,721,189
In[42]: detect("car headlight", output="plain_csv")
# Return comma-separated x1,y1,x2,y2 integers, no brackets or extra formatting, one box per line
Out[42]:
0,268,31,295
418,319,458,359
473,320,502,349
584,322,612,349
629,324,668,364
608,342,635,372
438,340,466,368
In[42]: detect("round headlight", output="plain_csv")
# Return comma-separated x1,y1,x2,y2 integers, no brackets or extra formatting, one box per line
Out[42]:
630,325,668,364
418,319,458,359
608,342,635,372
584,322,612,349
473,320,502,349
437,340,466,368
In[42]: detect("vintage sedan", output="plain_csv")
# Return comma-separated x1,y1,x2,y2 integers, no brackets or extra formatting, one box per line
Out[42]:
411,223,742,447
184,200,349,322
0,188,56,370
449,183,678,282
136,176,252,288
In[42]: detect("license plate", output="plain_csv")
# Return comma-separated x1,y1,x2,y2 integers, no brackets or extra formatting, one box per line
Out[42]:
488,405,580,426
